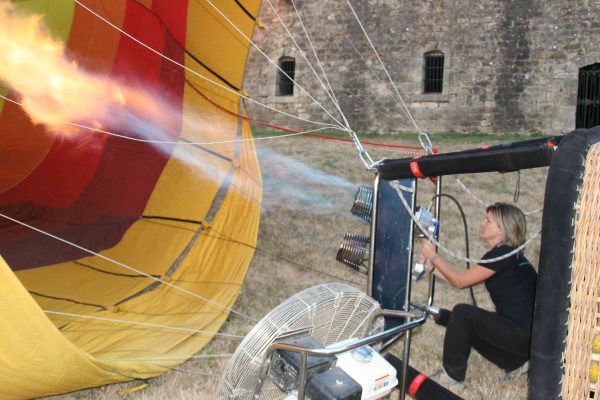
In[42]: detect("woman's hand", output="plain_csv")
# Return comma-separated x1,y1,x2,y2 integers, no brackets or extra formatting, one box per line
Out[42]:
423,258,435,273
421,240,438,260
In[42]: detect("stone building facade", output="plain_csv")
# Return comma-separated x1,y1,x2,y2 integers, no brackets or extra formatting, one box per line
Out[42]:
243,0,600,134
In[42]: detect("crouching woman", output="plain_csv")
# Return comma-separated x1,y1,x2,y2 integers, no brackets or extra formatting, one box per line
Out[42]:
420,202,537,383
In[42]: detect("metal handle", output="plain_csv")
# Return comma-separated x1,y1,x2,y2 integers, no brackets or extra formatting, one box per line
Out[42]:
252,313,427,399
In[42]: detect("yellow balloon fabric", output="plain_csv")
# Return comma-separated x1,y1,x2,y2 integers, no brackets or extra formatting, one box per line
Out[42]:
0,0,262,398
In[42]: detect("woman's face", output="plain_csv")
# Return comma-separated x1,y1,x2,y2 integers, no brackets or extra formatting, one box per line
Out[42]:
480,211,503,245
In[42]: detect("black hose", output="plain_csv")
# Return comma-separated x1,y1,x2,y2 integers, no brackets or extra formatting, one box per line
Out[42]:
429,193,477,307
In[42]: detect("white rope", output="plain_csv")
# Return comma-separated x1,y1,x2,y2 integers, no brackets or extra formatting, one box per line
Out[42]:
72,0,343,130
287,0,351,130
389,182,541,264
264,0,349,130
344,0,541,217
454,176,544,216
44,310,245,339
0,213,256,322
99,354,233,362
343,35,386,87
146,363,222,377
199,0,347,129
0,93,345,145
345,0,421,136
337,20,430,133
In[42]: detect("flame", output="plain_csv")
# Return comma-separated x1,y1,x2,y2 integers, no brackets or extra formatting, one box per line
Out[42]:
0,1,174,138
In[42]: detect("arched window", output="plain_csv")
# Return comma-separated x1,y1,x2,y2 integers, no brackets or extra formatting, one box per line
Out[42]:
576,63,600,128
423,51,444,94
276,57,295,96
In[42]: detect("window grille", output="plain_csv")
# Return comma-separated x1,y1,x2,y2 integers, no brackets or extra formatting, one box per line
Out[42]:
424,52,444,94
576,63,600,129
276,57,295,96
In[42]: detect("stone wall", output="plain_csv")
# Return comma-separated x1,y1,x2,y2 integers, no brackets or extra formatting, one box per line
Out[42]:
242,0,600,134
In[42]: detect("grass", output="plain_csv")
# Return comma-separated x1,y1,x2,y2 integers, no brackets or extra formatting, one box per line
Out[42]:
43,131,548,400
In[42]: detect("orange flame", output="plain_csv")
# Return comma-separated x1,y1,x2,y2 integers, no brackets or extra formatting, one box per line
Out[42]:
0,1,174,138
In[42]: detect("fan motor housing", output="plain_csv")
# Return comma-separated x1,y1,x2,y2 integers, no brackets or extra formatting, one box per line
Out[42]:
267,336,397,400
268,336,334,392
305,367,362,400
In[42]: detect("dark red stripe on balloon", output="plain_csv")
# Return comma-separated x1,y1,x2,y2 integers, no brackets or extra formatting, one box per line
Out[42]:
1,0,189,270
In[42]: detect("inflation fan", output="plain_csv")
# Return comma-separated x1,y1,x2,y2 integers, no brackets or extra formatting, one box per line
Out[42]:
216,283,390,399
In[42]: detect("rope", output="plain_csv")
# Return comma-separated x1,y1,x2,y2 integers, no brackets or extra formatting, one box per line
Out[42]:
345,1,423,138
345,0,434,159
454,176,544,216
189,79,425,154
99,354,233,362
199,0,347,129
287,0,350,129
44,310,245,339
72,0,344,130
264,0,349,129
0,213,257,322
330,13,437,133
0,92,342,146
389,182,541,264
145,363,222,377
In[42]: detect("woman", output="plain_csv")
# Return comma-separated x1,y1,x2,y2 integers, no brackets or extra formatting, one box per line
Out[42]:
420,202,537,384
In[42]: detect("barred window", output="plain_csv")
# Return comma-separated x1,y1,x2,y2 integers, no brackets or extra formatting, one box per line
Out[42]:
276,57,295,96
424,52,444,93
576,63,600,129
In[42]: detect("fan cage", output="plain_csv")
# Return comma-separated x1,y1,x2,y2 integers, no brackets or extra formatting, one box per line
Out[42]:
216,283,382,399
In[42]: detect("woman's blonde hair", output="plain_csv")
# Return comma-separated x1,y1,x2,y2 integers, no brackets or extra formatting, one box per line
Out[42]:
486,202,527,247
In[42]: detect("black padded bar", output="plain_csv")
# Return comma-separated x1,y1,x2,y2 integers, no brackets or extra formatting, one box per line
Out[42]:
377,136,562,181
528,127,600,400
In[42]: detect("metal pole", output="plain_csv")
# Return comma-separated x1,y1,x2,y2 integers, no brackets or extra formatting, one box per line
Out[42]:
368,175,380,297
428,176,442,308
297,353,308,400
398,178,418,400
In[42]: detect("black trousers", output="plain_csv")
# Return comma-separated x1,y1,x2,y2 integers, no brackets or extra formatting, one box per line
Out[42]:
439,304,531,382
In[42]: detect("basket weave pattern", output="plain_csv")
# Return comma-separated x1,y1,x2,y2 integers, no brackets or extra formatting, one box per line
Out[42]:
562,143,600,400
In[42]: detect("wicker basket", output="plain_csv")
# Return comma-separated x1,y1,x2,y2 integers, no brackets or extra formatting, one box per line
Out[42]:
561,143,600,399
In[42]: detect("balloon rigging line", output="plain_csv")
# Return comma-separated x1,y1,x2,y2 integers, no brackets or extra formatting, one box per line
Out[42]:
0,92,342,146
334,21,423,125
263,0,349,128
44,310,245,339
345,1,424,139
72,0,345,131
204,229,364,287
145,363,222,378
390,182,542,265
192,80,424,154
200,0,348,130
100,354,233,362
453,176,543,215
0,212,257,322
135,218,363,290
340,35,426,130
343,3,534,208
286,0,350,129
292,0,347,124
